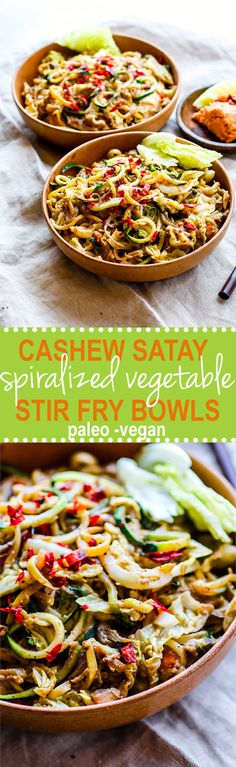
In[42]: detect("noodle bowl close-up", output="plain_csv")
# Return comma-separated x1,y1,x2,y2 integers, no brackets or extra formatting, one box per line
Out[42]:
46,135,230,265
22,49,176,132
0,445,235,711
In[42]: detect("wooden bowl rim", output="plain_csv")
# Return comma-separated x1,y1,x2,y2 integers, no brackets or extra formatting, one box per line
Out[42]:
176,86,236,152
42,132,234,274
12,34,180,138
1,447,235,719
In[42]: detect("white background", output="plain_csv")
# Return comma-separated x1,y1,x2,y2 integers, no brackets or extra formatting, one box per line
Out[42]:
1,0,236,53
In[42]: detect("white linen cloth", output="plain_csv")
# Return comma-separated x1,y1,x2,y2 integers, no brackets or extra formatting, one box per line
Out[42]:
0,18,235,327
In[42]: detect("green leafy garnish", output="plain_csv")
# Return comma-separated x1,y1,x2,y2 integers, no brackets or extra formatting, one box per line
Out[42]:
140,133,222,169
57,25,120,55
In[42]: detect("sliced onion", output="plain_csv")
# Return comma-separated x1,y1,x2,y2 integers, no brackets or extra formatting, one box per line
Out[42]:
103,553,172,591
26,538,71,558
27,553,54,589
33,527,81,545
20,500,65,530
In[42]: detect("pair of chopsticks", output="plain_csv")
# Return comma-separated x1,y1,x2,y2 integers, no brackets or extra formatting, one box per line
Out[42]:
218,266,236,300
211,443,236,489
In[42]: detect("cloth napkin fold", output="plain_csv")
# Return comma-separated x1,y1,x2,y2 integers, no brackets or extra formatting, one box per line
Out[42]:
0,22,235,327
2,721,199,767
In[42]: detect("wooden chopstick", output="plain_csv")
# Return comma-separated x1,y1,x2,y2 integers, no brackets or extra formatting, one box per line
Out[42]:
218,266,236,300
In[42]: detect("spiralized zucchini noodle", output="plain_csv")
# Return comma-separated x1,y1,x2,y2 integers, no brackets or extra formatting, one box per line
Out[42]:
47,147,229,265
22,49,176,131
0,446,235,709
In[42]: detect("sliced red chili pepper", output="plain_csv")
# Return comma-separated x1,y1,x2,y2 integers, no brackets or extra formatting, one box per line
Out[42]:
44,552,55,571
89,513,101,526
59,482,73,491
92,76,102,87
109,103,120,112
184,221,196,231
93,68,108,77
67,63,76,71
88,489,106,502
83,484,93,493
103,167,115,178
15,571,25,583
151,231,158,242
80,604,89,611
46,643,62,663
62,83,72,100
148,550,183,564
13,605,25,623
120,643,137,664
50,575,67,588
59,549,87,571
40,524,52,536
7,505,25,526
151,597,170,614
1,604,25,623
27,548,34,559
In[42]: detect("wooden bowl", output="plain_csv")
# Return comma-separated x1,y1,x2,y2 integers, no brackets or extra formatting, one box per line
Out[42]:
1,443,236,733
42,131,234,282
12,36,180,148
177,87,236,153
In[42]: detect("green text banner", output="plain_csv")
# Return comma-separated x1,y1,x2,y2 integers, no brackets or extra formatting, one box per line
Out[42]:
0,327,235,442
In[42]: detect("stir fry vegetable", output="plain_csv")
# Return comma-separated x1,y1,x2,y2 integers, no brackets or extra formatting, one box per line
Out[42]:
47,136,229,264
22,46,175,132
0,446,235,708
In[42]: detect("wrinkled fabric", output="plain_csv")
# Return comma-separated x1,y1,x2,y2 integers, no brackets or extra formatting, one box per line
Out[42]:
0,22,235,327
2,445,236,767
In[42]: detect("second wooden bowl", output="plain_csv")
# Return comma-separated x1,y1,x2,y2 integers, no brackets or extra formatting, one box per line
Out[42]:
42,132,234,282
0,443,236,732
12,35,180,148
